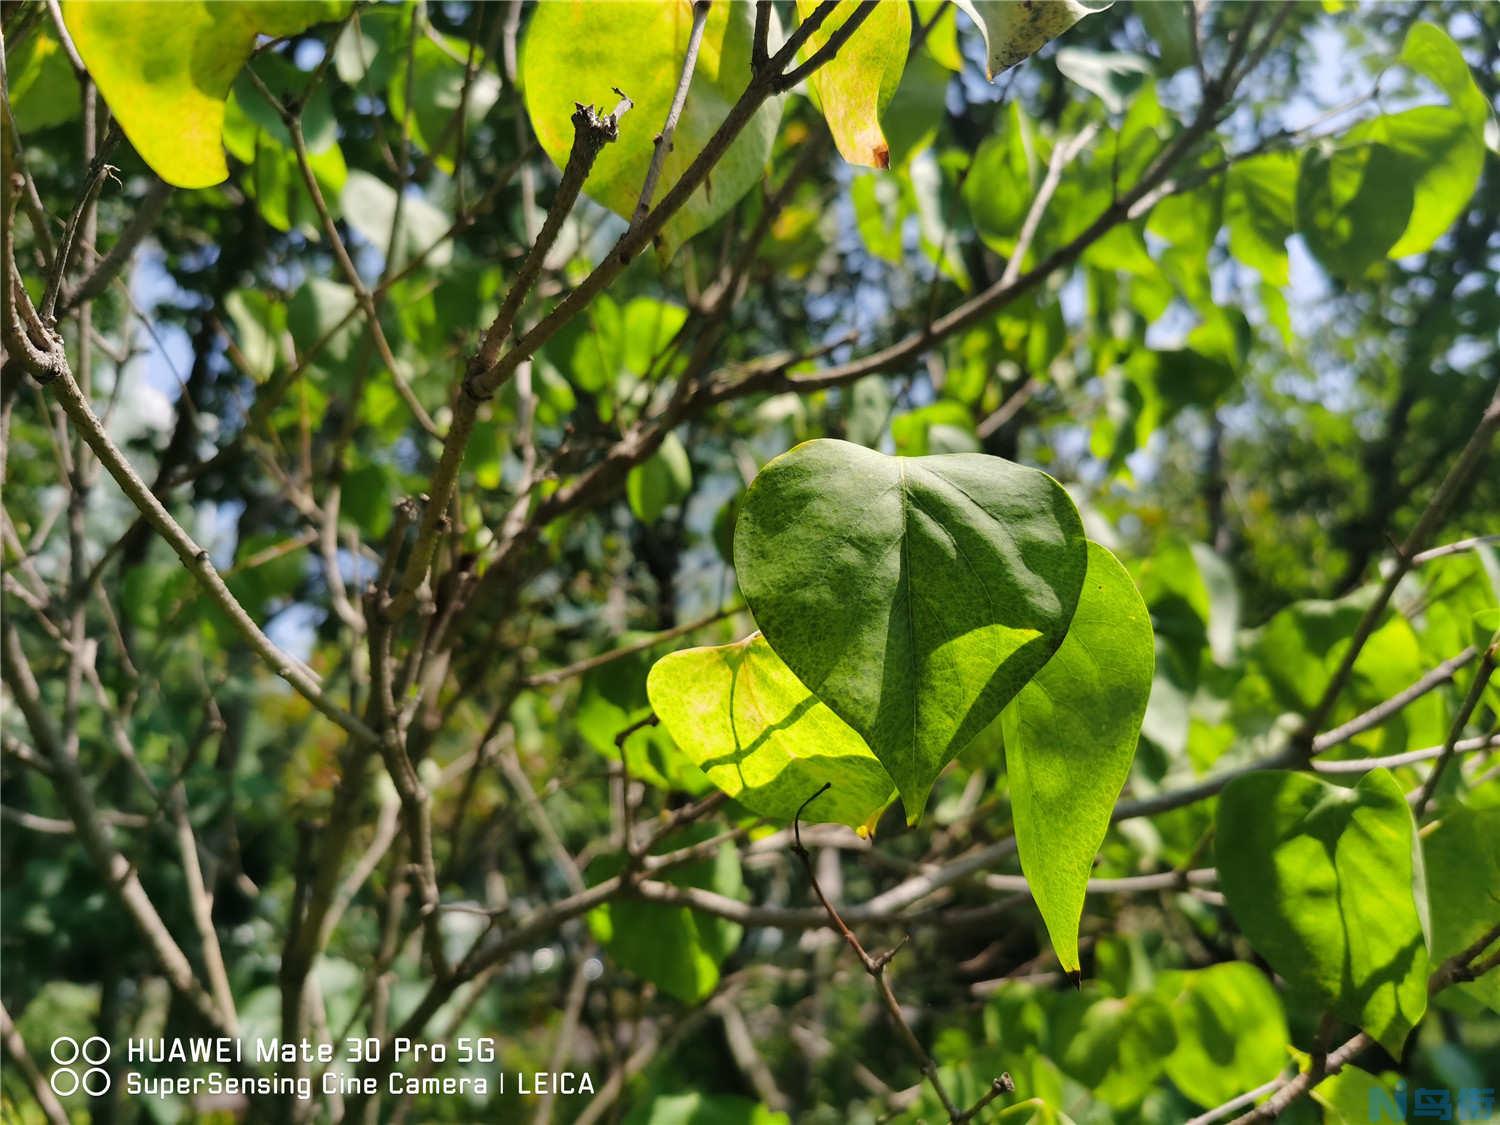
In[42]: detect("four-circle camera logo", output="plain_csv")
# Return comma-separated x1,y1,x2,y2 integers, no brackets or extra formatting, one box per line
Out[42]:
49,1036,112,1096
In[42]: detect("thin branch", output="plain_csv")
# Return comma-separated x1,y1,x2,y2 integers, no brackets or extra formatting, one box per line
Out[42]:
522,604,739,688
1310,645,1478,753
0,1001,70,1125
790,784,967,1121
61,177,172,311
1312,733,1500,775
777,2,879,92
1295,389,1500,748
1413,636,1498,816
631,0,711,228
266,88,441,439
715,998,790,1113
1,620,235,1039
1412,533,1500,565
389,96,628,618
500,746,587,895
38,359,377,743
751,0,773,72
615,712,659,861
533,951,595,1125
1000,123,1100,289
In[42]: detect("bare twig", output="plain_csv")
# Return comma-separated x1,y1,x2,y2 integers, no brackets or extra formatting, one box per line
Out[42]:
38,360,377,742
790,784,966,1121
1312,733,1500,775
1310,645,1478,753
389,96,628,618
1413,635,1498,816
522,604,739,688
1412,533,1500,565
1000,123,1100,289
1,621,235,1039
61,177,172,311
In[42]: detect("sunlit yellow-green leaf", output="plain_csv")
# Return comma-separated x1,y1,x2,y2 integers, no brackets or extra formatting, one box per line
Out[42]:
648,632,896,830
796,0,910,169
63,0,352,188
520,1,781,259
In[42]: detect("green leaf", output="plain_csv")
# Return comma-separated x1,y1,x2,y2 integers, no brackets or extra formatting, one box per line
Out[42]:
915,0,964,72
891,401,979,457
962,103,1038,253
222,59,349,235
63,0,352,188
1225,152,1297,286
223,290,286,384
1296,140,1414,280
388,30,502,174
340,463,394,541
1136,1,1194,74
1054,990,1176,1108
954,0,1113,80
1055,48,1152,114
1003,542,1153,973
540,295,686,420
7,31,82,132
1313,1064,1403,1125
1216,769,1430,1054
883,50,951,169
1422,804,1500,1012
1246,592,1445,756
647,633,896,831
1159,964,1289,1108
1348,108,1484,260
340,170,453,269
520,2,781,258
734,439,1087,818
588,832,743,1003
575,646,709,793
796,0,909,168
1400,21,1489,128
627,432,693,525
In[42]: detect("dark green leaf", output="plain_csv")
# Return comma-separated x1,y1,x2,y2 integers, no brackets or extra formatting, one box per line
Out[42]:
734,439,1087,818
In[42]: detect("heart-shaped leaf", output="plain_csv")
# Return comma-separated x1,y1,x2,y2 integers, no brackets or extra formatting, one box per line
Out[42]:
1216,769,1430,1054
734,439,1087,818
648,633,896,830
64,0,352,189
1003,541,1153,973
